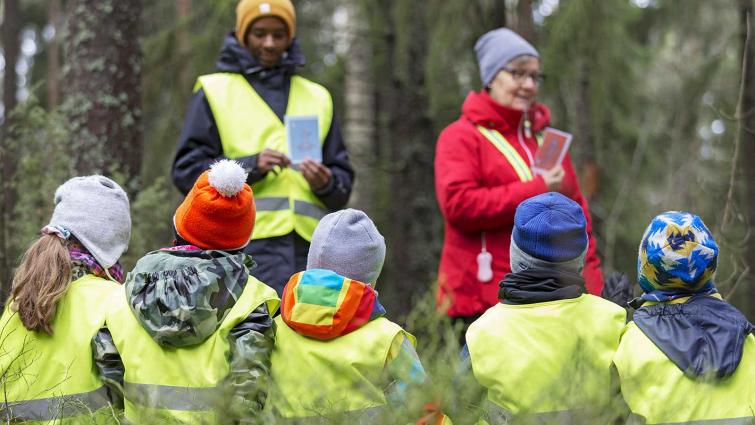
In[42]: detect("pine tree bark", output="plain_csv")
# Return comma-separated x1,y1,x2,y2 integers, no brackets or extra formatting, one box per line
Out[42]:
0,0,21,300
63,0,143,183
373,0,441,317
739,0,755,320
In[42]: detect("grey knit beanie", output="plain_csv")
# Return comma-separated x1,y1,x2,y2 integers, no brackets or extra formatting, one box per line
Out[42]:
307,209,385,285
48,175,131,269
475,27,539,87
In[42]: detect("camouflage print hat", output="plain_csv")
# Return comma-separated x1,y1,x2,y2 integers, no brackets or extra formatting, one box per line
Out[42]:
638,211,718,295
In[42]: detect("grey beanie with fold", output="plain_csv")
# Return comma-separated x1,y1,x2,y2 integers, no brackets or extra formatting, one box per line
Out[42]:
475,27,539,87
307,209,386,285
48,175,131,269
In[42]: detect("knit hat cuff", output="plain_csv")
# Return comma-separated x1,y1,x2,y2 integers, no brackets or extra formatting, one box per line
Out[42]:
510,236,586,274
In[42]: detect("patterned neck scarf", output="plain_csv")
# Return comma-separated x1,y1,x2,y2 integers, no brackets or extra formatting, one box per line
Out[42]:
70,246,125,283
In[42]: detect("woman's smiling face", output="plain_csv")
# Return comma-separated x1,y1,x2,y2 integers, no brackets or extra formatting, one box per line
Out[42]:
488,56,541,111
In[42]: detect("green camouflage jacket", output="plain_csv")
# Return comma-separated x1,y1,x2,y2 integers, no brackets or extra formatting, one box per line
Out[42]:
92,247,276,422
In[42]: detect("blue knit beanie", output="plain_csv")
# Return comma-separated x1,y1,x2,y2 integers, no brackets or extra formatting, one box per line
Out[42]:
512,192,588,263
475,28,539,87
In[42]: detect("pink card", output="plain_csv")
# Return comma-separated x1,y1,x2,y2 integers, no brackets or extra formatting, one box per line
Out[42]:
532,127,573,174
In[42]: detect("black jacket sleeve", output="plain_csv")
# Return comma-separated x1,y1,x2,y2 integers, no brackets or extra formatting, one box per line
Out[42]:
313,115,354,210
171,89,265,195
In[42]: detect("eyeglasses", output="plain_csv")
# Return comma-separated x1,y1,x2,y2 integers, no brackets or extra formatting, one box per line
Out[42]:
500,67,546,85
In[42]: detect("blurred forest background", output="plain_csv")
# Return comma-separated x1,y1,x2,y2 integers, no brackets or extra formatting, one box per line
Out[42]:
0,0,753,321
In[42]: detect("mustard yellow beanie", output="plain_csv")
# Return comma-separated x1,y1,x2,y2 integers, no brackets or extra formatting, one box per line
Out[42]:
236,0,296,47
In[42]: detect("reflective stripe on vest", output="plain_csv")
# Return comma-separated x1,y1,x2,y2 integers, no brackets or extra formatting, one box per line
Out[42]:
269,317,413,419
255,197,328,221
196,73,333,241
0,386,110,421
476,125,543,182
274,405,387,424
466,295,626,416
614,322,755,424
124,382,218,411
627,415,755,425
483,400,585,425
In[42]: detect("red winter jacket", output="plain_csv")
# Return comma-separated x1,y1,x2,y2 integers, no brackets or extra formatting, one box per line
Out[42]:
434,90,604,318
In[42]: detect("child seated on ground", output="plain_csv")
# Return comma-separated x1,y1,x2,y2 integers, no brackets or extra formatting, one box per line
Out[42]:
463,192,626,423
93,160,279,424
267,209,431,423
613,211,754,423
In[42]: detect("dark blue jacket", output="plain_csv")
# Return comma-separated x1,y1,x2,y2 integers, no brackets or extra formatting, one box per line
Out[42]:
171,33,354,295
633,295,754,378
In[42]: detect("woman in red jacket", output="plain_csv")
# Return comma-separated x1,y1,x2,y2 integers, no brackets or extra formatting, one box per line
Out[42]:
434,28,604,329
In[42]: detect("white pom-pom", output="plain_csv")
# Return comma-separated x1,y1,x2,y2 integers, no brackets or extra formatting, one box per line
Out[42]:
208,160,247,197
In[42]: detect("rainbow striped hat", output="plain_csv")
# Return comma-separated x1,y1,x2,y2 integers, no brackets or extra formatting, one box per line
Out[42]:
280,269,386,340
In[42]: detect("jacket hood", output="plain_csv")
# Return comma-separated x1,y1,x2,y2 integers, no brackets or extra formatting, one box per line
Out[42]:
216,31,305,77
125,247,253,347
280,269,386,340
461,90,550,133
634,295,754,379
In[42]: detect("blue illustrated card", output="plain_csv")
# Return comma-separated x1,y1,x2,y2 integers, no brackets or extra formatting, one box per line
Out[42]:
285,115,321,163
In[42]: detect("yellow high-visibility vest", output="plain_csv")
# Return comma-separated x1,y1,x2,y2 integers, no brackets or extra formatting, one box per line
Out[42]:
0,275,120,424
196,73,334,241
268,316,413,421
105,277,279,424
614,321,755,424
466,295,625,423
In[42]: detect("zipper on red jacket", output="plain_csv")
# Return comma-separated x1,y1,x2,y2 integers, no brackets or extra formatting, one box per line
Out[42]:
517,109,535,166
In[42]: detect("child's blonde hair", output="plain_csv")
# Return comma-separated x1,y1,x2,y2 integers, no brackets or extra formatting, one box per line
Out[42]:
10,234,72,335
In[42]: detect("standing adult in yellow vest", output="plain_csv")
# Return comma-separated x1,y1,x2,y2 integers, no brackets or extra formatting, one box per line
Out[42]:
93,160,280,424
172,0,354,296
463,192,626,424
0,176,131,424
434,28,603,337
614,212,755,424
268,209,441,423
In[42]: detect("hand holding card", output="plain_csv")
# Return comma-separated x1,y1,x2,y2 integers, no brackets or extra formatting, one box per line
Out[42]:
532,127,572,174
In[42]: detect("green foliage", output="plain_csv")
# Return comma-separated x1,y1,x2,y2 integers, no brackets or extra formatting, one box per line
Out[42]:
4,98,73,257
2,97,177,282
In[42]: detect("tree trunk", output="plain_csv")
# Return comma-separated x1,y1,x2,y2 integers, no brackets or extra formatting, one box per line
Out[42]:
371,0,441,318
63,0,143,183
343,1,376,213
0,0,21,301
47,0,63,109
739,0,755,320
514,0,537,43
176,0,192,92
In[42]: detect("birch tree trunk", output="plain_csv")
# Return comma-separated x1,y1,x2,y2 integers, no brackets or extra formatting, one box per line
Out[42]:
47,0,63,109
343,0,376,213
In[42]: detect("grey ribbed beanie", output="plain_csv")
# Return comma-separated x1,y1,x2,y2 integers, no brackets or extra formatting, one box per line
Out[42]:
48,175,131,269
475,27,539,87
307,209,385,285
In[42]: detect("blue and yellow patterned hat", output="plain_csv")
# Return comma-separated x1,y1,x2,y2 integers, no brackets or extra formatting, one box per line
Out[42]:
638,212,718,294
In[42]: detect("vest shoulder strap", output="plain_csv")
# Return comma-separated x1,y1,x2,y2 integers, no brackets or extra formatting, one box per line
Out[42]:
476,125,534,182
